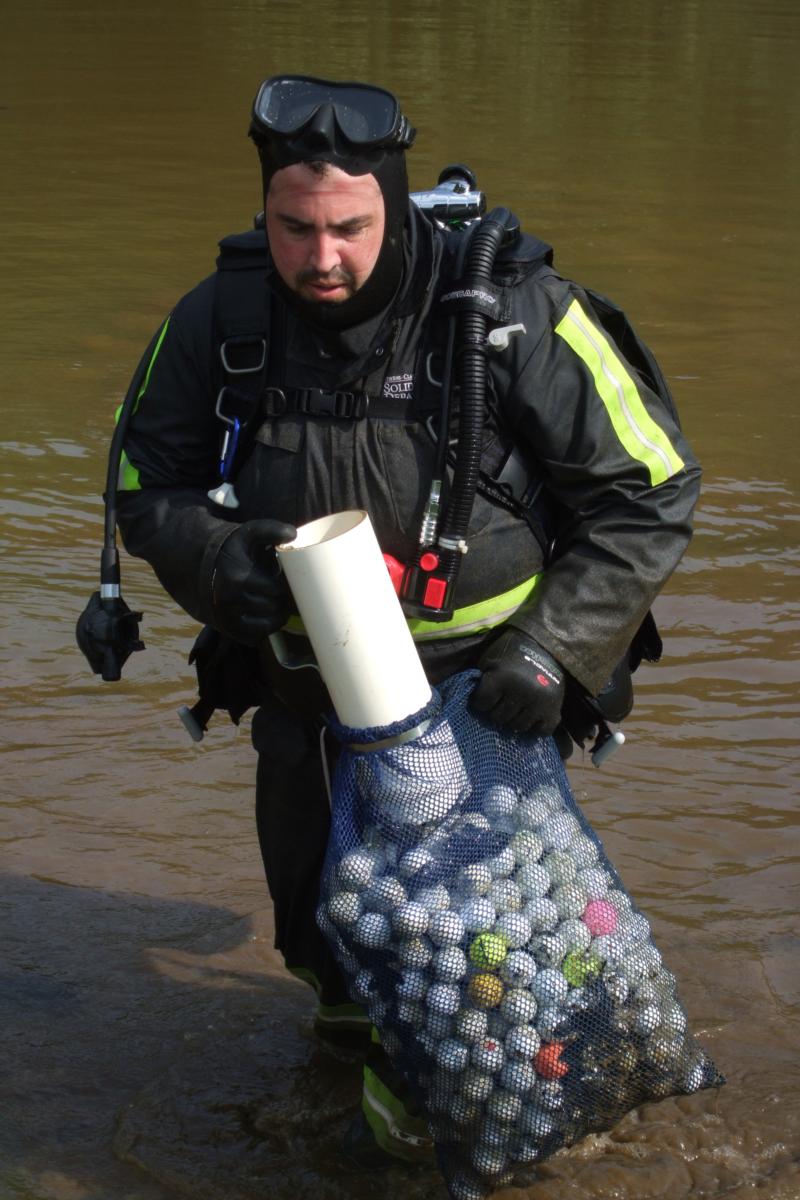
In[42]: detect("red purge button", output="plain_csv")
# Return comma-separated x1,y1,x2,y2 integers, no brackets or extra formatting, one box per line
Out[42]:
419,551,439,572
423,576,448,607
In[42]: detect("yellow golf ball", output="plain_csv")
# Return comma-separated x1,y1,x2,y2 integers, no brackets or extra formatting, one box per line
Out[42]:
469,933,508,970
468,973,505,1009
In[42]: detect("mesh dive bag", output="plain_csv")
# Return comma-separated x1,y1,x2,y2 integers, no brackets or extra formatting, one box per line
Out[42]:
318,671,723,1199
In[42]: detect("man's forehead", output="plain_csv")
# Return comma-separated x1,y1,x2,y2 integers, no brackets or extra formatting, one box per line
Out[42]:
268,162,382,204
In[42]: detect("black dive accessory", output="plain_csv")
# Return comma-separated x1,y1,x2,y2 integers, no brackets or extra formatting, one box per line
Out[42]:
75,364,146,681
400,205,520,622
250,75,415,156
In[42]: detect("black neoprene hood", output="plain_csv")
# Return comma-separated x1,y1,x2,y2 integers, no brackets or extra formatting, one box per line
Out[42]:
248,75,414,330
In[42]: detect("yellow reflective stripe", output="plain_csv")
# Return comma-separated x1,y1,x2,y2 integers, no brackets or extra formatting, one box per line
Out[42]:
284,572,540,642
555,298,684,486
362,1066,433,1156
115,316,172,493
118,449,140,491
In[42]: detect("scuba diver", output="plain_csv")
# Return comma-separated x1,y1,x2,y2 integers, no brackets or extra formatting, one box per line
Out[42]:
78,74,701,1165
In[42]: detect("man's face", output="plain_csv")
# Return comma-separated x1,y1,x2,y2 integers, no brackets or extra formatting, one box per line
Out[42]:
265,163,385,304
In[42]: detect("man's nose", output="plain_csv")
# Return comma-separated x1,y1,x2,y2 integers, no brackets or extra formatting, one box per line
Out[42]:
309,232,340,275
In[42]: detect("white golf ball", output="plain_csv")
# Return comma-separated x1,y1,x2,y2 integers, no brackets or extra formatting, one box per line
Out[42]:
532,968,569,1006
540,812,581,852
435,1037,470,1072
510,830,544,865
488,878,522,913
570,832,600,868
505,1025,541,1060
433,946,468,982
487,846,516,879
536,1004,564,1039
523,896,559,932
486,1088,522,1124
472,1035,505,1073
398,846,436,878
482,783,518,819
429,909,466,946
397,969,427,1001
531,931,568,968
352,968,376,1002
516,860,550,897
660,1001,687,1038
577,865,610,899
327,891,362,927
415,884,451,912
461,897,496,932
455,1008,488,1044
536,1079,565,1111
500,950,537,988
495,911,532,949
517,1106,556,1138
458,862,493,896
516,796,550,830
353,911,391,948
480,1116,513,1148
425,1007,454,1039
392,900,429,938
633,1003,661,1037
364,876,407,913
459,1067,494,1102
426,983,461,1015
500,1060,537,1094
500,988,537,1026
558,918,592,952
396,998,425,1027
337,848,380,890
395,935,433,968
471,1143,510,1179
542,850,577,887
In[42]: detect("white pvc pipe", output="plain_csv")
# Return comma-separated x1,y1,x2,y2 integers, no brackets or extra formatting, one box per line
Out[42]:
276,510,432,729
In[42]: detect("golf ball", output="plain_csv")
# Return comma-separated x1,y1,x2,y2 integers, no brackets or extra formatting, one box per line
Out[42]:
472,1035,505,1073
486,1088,522,1123
364,876,407,913
455,1008,488,1044
435,1037,471,1071
458,862,493,896
515,860,551,897
461,897,496,932
524,896,559,932
500,988,537,1026
426,983,461,1015
428,909,466,946
467,973,504,1009
495,911,532,949
395,935,433,968
353,911,391,947
433,946,468,982
327,891,362,927
500,950,537,988
505,1025,541,1060
469,932,508,969
337,848,380,890
510,829,544,865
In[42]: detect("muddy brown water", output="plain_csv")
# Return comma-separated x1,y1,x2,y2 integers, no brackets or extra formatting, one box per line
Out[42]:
2,2,799,1198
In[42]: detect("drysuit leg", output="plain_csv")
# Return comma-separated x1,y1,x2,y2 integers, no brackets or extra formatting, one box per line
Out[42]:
252,703,368,1039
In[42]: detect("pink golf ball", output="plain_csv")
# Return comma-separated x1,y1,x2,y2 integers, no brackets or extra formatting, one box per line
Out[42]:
582,898,618,936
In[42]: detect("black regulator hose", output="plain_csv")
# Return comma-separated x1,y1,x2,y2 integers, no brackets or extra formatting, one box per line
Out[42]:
401,206,518,621
439,207,514,544
75,344,148,681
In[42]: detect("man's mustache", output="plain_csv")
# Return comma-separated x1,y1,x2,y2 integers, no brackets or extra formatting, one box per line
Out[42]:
296,267,356,289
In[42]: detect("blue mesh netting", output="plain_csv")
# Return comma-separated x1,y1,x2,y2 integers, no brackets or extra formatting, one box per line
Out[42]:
318,671,723,1199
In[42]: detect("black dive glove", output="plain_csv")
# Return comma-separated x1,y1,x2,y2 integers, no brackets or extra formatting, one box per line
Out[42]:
471,629,566,736
211,518,297,646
